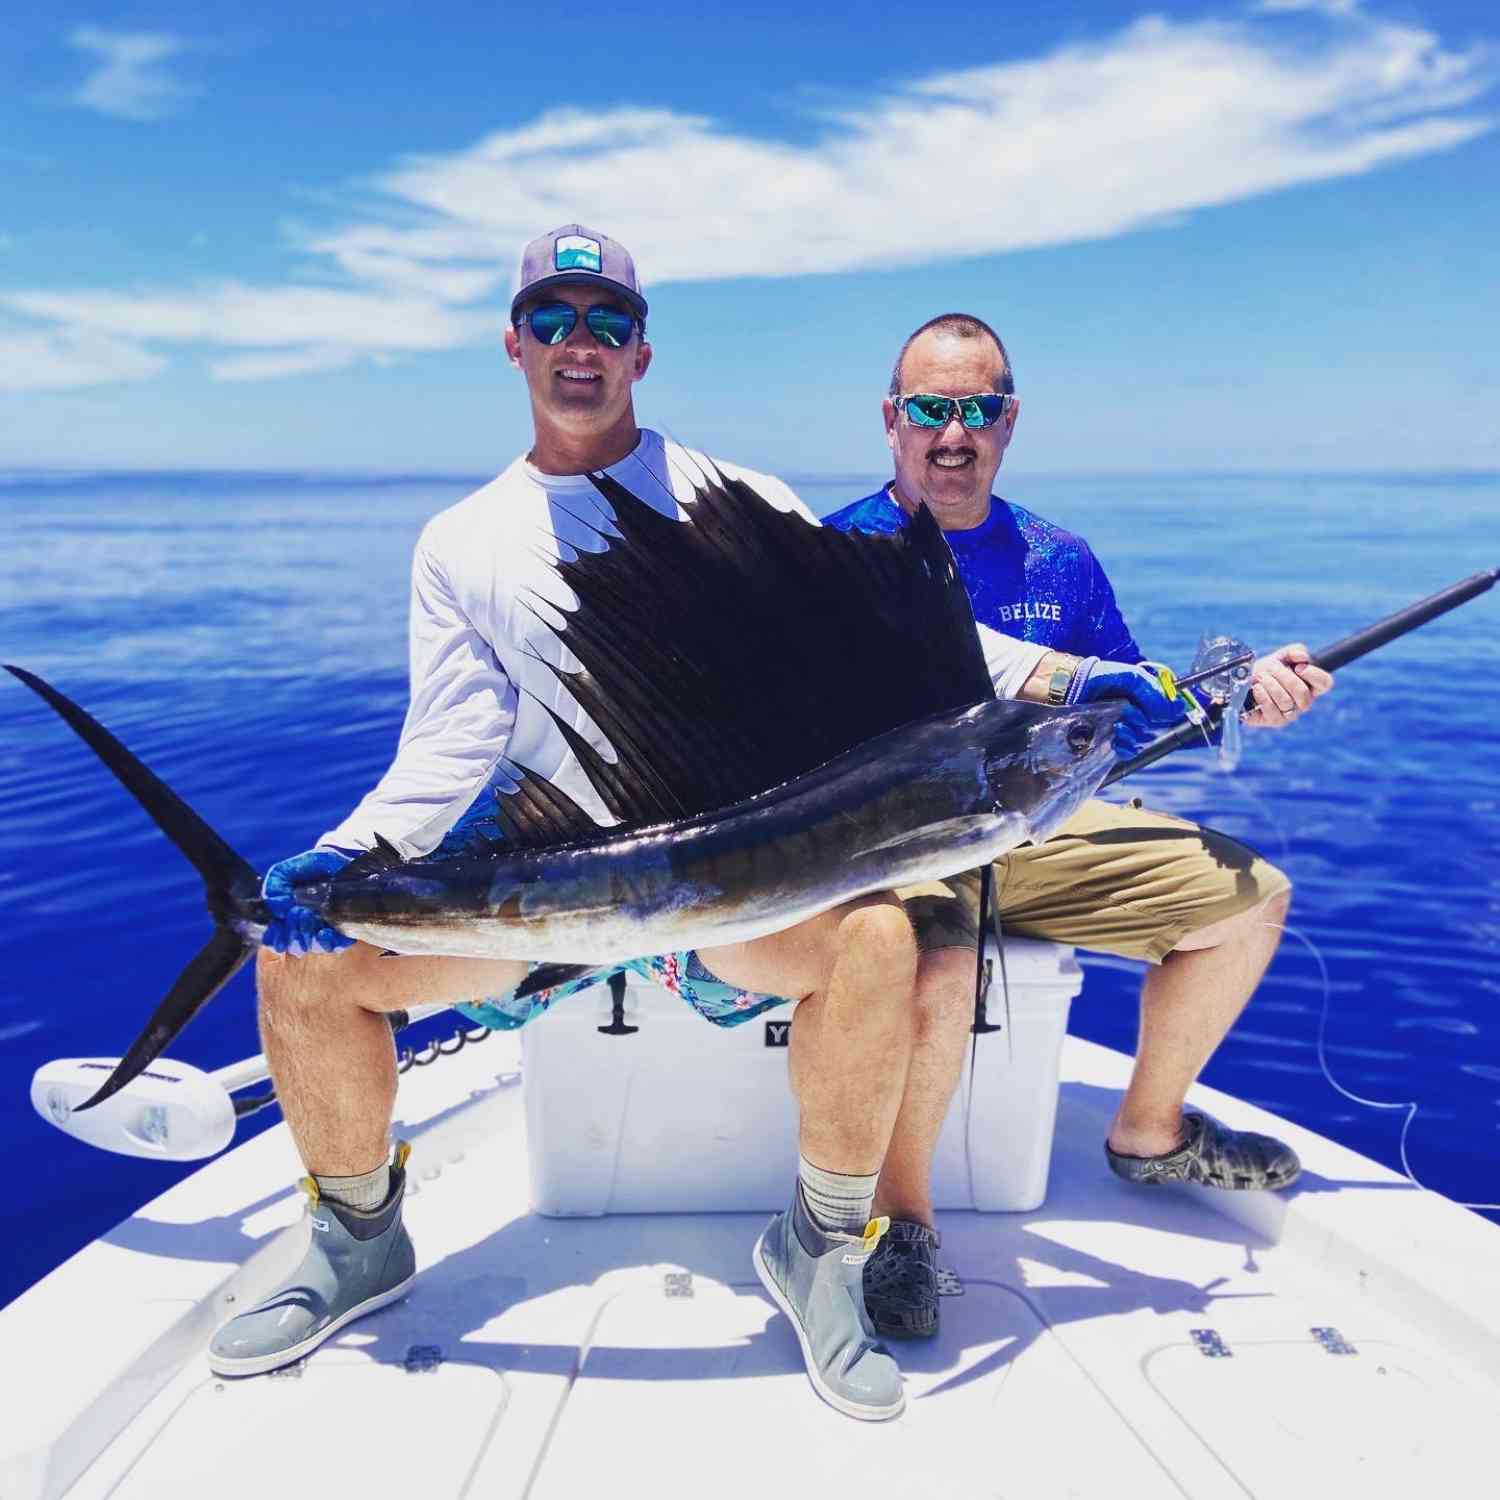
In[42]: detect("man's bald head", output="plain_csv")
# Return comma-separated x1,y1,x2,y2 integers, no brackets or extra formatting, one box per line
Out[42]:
889,313,1014,398
882,312,1020,530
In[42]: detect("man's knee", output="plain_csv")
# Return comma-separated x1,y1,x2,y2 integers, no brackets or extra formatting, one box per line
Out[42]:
1171,881,1292,954
834,894,918,971
913,946,977,1041
256,941,371,1016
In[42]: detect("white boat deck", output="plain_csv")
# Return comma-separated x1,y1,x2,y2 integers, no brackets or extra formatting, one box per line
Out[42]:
6,1033,1499,1500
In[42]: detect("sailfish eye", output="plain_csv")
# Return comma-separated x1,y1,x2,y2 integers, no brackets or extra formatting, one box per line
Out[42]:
1066,722,1096,754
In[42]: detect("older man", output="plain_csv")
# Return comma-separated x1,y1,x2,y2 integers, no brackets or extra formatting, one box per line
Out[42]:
826,313,1333,1340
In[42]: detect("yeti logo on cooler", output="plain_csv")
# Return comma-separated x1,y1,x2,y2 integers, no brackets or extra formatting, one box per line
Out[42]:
764,1020,791,1047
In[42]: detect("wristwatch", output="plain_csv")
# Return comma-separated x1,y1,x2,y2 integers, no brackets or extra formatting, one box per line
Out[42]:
1046,654,1080,706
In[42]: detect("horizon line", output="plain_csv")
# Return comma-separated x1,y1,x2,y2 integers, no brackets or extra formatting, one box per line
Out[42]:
2,465,1498,486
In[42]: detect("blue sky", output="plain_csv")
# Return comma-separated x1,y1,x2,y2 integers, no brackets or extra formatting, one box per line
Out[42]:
2,0,1497,475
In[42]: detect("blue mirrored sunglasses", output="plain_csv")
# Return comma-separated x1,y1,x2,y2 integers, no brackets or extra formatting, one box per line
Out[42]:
517,301,640,349
894,392,1015,429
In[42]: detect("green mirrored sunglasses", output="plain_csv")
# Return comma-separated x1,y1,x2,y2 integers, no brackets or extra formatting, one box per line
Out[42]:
894,392,1015,429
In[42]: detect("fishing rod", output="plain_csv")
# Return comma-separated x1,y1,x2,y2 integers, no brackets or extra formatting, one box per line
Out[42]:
1104,566,1500,787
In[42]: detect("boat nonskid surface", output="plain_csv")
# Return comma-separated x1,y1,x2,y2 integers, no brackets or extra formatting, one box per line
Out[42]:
7,1035,1500,1500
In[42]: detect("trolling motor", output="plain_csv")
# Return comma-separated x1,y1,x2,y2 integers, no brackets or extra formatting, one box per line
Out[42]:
30,1004,460,1161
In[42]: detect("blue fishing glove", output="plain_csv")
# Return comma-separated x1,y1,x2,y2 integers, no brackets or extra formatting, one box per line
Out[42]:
261,848,356,956
1070,658,1188,761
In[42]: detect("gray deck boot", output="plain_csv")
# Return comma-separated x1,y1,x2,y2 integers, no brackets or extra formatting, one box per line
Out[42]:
753,1182,905,1421
208,1144,416,1377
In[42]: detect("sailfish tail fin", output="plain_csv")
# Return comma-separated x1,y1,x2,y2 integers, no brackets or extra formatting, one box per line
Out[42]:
6,665,263,1110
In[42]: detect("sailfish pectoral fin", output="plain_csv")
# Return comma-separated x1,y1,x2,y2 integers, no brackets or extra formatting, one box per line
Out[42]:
78,926,256,1110
510,962,612,1003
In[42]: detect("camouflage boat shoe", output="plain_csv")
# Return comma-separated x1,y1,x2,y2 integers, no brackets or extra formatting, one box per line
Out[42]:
1105,1109,1301,1191
862,1219,941,1340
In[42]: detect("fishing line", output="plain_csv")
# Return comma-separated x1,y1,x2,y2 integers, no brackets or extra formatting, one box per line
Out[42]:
1279,920,1500,1212
1215,771,1293,868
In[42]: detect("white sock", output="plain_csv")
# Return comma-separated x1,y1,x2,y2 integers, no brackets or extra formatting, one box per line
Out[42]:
798,1154,878,1234
315,1161,390,1213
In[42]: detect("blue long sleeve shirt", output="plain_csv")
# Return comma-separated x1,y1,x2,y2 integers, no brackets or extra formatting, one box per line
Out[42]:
823,487,1144,665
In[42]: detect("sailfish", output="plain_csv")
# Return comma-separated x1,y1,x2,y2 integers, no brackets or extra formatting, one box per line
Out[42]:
7,466,1122,1109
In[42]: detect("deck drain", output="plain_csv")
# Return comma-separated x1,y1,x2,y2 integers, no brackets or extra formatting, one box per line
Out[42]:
1311,1326,1358,1356
1190,1328,1232,1358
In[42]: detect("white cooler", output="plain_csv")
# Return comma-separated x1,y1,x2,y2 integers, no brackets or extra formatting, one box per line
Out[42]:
521,937,1083,1216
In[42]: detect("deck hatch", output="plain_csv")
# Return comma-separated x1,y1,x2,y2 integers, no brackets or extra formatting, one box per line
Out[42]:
108,1356,510,1497
530,1277,1171,1494
1146,1337,1495,1493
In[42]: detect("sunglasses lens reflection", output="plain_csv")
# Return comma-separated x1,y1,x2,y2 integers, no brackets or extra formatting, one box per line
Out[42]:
585,308,635,348
906,395,953,427
528,305,577,345
963,395,1008,428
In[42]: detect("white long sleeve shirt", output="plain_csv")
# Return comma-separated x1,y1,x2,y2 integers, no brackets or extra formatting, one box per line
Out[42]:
319,429,1045,855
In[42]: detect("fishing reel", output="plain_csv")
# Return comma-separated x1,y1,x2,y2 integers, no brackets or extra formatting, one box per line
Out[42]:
1145,635,1256,772
1187,635,1256,770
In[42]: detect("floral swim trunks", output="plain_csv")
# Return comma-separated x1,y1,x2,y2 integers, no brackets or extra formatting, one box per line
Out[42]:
454,951,791,1033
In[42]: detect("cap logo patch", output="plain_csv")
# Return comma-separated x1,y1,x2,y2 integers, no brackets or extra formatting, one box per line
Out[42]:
555,234,602,273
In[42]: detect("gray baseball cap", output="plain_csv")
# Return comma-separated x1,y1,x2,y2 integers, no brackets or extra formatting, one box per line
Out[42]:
510,224,648,322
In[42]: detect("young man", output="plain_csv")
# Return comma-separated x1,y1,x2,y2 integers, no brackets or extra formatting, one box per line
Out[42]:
209,226,965,1421
825,313,1334,1340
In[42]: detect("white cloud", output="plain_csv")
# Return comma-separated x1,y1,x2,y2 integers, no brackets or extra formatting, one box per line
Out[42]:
8,282,497,351
69,27,197,121
1256,1,1360,15
0,327,164,390
342,11,1487,288
210,345,364,381
9,6,1493,388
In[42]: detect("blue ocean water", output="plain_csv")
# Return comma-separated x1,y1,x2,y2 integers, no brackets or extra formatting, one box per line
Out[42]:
0,467,1496,1308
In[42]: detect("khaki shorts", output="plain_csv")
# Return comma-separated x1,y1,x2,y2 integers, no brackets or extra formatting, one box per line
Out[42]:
898,798,1291,964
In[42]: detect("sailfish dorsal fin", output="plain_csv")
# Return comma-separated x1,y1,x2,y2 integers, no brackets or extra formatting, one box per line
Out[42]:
521,466,995,827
